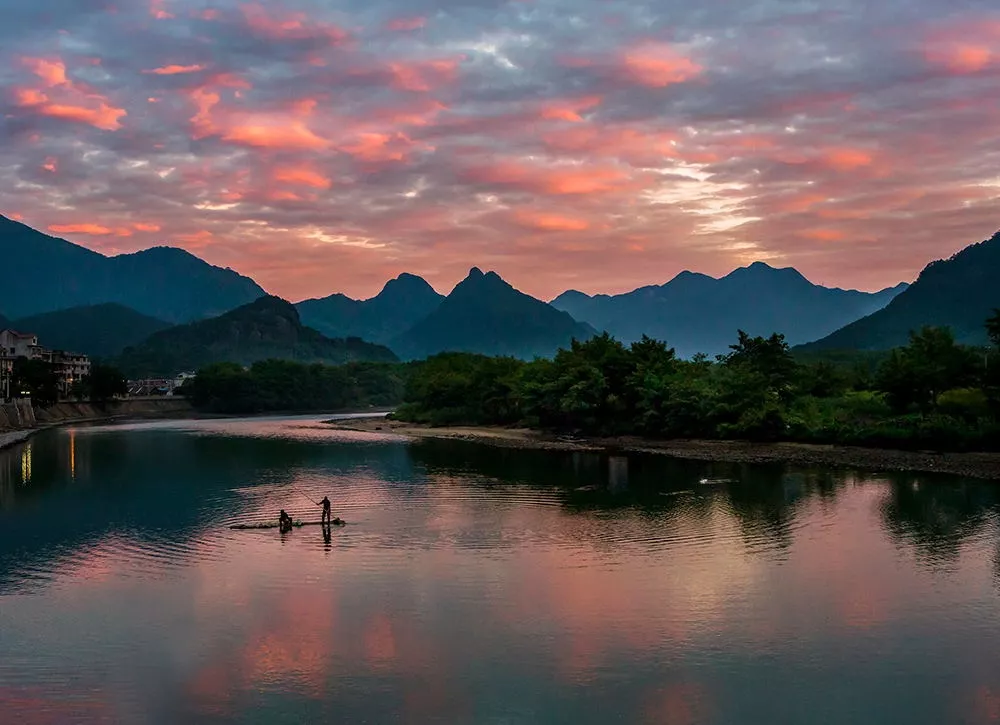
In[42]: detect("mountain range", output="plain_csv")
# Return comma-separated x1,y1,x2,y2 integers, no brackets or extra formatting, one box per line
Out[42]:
0,215,265,322
11,304,171,359
116,296,398,376
297,273,444,343
552,262,908,358
390,267,597,360
5,213,999,366
802,231,1000,350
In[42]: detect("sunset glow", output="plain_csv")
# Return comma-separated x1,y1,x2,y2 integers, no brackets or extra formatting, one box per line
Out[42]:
1,0,999,300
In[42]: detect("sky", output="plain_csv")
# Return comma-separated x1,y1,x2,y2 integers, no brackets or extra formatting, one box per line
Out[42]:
1,0,999,302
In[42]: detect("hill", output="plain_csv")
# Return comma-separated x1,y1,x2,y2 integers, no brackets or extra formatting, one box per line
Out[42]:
390,268,596,360
0,215,266,322
802,231,1000,351
13,304,171,359
552,262,907,357
297,273,444,343
116,296,398,376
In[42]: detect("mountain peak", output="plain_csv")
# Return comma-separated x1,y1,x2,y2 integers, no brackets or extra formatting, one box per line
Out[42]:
467,266,485,279
376,273,437,300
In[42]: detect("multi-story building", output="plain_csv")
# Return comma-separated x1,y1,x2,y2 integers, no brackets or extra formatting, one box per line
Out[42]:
0,330,43,400
0,328,91,401
44,350,92,398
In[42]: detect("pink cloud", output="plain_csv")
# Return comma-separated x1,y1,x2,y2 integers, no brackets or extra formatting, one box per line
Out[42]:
387,58,463,92
15,56,126,131
240,3,349,44
143,64,206,75
149,0,174,19
539,96,602,123
386,16,427,32
618,43,702,87
921,17,1000,74
49,223,132,236
514,211,591,232
463,159,643,196
272,165,332,189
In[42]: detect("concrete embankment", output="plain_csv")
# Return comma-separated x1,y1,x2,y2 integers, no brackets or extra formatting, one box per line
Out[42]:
0,397,194,450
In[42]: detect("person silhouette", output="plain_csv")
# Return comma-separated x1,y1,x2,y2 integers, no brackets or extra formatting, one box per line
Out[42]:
279,509,293,533
320,496,332,525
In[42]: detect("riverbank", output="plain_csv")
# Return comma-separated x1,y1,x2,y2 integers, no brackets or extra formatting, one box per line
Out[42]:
0,398,195,452
326,417,1000,480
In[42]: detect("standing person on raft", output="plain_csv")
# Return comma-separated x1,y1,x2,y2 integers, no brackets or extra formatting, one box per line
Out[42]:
319,496,332,525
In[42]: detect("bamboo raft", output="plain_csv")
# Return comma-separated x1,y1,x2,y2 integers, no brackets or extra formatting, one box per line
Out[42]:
230,519,345,530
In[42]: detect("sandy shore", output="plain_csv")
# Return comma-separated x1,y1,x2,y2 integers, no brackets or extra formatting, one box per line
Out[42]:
327,416,1000,480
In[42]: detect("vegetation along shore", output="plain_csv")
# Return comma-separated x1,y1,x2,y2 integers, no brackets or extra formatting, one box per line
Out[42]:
326,416,1000,481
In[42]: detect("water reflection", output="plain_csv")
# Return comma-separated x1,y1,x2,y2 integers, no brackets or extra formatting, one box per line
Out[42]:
0,419,999,724
878,473,1000,567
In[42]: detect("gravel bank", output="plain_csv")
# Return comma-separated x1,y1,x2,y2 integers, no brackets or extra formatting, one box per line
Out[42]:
326,417,1000,480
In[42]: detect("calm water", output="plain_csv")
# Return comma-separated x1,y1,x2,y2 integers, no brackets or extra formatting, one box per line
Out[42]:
1,416,999,724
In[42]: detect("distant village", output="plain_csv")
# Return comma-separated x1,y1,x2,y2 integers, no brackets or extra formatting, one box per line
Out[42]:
0,328,193,402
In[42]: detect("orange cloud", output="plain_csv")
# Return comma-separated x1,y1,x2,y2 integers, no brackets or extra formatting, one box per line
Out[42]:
144,64,206,75
539,96,602,123
42,157,57,172
223,121,328,150
543,125,678,164
339,132,425,162
515,211,590,232
133,222,161,232
386,16,426,32
37,102,127,131
800,228,846,242
619,43,702,88
819,148,875,171
49,223,132,236
22,57,68,87
922,18,1000,74
273,165,332,189
465,160,640,196
387,58,463,92
16,56,126,131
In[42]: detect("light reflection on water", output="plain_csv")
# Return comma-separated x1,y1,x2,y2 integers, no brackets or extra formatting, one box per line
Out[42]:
0,414,999,724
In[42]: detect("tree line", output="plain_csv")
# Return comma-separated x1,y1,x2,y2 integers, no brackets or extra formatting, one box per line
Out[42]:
179,359,406,414
9,359,126,406
396,312,1000,451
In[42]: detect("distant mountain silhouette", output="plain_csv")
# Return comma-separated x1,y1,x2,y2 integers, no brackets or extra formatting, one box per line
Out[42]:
552,262,907,357
297,273,444,343
13,304,171,359
390,268,596,360
802,231,1000,351
0,215,266,322
117,296,398,376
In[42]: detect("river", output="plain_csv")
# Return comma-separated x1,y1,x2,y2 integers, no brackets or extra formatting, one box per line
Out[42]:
0,415,998,724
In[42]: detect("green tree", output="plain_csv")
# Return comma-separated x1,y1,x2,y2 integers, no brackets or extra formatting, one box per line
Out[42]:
722,331,797,396
876,326,977,412
86,364,127,402
11,358,60,407
987,309,1000,349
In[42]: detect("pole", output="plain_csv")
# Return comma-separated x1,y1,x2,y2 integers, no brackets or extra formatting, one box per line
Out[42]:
292,486,320,506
